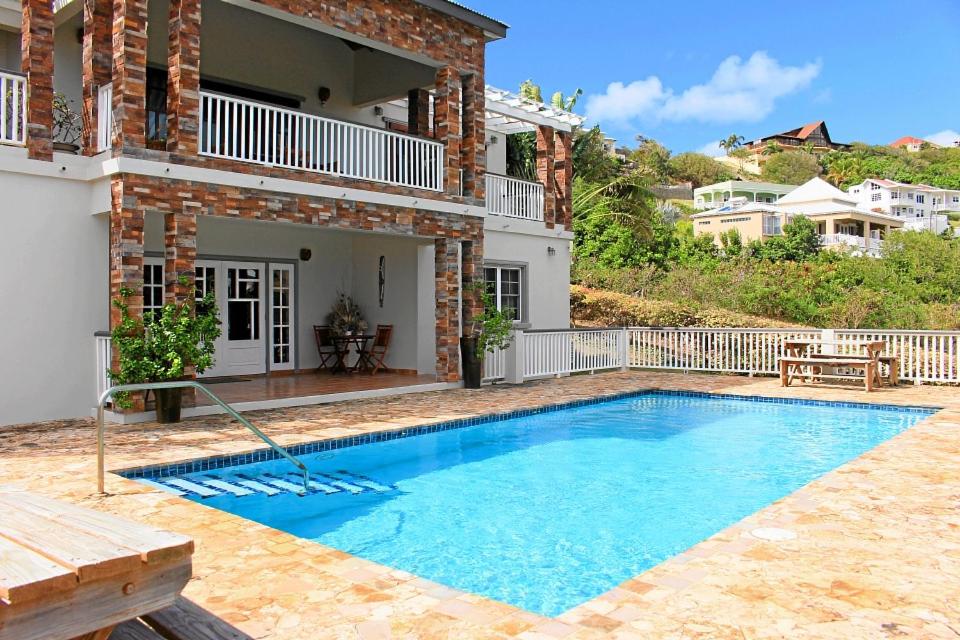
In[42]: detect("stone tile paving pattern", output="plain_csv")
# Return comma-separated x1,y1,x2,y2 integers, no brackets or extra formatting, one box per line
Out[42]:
1,371,959,639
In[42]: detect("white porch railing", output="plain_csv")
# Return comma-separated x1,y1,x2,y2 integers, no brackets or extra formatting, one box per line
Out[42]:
820,233,883,255
482,327,960,386
96,84,113,152
485,173,545,221
483,347,506,381
199,91,444,191
95,333,112,401
1,71,27,147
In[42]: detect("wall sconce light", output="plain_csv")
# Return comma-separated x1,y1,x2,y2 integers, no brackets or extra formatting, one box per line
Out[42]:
373,106,384,116
317,86,331,106
547,246,556,256
299,248,312,261
490,135,499,144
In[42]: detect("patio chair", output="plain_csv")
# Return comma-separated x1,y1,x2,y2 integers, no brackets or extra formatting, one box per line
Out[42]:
366,324,393,374
313,325,337,372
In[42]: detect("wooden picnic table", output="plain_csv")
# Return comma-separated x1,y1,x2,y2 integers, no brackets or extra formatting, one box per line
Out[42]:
783,339,900,387
0,491,193,640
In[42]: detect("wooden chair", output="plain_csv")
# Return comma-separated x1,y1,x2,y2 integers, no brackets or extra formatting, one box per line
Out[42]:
365,324,393,374
313,325,337,372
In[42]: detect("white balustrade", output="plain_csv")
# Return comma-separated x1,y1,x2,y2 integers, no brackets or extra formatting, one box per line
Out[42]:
95,333,112,400
199,91,444,191
96,84,113,153
0,71,26,147
483,347,506,381
523,329,624,378
485,173,545,221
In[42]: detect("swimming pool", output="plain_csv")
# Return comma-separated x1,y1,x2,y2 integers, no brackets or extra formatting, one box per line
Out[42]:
125,391,934,616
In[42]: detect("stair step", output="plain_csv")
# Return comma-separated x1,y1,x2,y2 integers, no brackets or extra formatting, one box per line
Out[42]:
139,479,186,497
234,478,281,496
163,478,221,498
316,475,364,494
298,475,340,494
256,474,307,495
202,478,254,497
334,472,393,493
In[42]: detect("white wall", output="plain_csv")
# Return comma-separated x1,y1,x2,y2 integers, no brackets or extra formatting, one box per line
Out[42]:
53,13,83,111
0,171,109,426
486,132,507,175
0,28,19,72
349,234,432,372
483,226,571,330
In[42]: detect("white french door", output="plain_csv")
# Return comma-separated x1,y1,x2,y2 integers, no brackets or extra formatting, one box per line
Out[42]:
269,264,295,371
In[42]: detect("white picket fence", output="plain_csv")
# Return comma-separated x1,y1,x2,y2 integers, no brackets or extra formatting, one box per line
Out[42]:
484,327,960,385
199,91,444,191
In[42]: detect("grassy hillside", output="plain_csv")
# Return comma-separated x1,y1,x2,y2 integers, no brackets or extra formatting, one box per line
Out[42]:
570,285,801,329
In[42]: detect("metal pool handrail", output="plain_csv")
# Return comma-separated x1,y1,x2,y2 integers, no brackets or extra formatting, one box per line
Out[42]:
96,381,309,495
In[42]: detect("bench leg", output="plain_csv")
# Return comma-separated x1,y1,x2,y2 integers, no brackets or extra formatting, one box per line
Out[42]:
70,626,115,640
780,361,789,387
865,363,875,392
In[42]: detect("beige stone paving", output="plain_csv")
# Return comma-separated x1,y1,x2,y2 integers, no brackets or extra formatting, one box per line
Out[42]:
1,372,959,639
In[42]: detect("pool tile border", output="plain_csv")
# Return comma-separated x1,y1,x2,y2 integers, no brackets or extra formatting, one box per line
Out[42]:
117,389,939,480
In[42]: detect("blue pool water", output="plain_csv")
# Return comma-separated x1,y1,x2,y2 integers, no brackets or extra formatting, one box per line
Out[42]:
133,392,933,616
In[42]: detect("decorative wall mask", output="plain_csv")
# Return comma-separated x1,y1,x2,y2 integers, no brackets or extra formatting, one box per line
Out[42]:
378,256,386,308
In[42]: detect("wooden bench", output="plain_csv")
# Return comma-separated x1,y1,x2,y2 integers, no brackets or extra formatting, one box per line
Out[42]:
780,356,879,391
0,491,193,640
109,596,253,640
782,340,899,389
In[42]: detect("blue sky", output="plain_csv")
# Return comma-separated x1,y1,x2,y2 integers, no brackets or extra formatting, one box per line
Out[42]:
469,0,960,154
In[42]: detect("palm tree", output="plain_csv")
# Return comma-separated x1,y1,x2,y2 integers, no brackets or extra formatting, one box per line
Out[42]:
719,134,746,155
572,174,658,240
761,140,782,156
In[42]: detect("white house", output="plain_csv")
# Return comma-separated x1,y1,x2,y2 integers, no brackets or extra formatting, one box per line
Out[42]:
693,180,798,210
847,179,958,234
0,0,583,426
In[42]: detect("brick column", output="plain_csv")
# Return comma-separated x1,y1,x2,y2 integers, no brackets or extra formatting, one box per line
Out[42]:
112,0,149,154
461,236,484,331
554,130,573,230
164,203,197,302
434,236,461,382
434,66,461,197
536,125,556,228
82,0,112,155
407,88,430,137
21,0,53,161
167,0,201,155
109,176,146,411
460,73,485,201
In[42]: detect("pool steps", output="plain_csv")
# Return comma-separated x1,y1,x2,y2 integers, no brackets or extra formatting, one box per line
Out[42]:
146,471,396,499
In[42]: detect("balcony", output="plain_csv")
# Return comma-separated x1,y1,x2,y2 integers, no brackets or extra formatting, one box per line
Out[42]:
198,91,445,192
0,71,26,147
820,233,883,256
485,173,544,221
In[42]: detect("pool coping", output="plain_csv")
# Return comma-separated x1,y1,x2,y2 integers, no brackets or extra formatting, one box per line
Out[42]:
117,388,940,481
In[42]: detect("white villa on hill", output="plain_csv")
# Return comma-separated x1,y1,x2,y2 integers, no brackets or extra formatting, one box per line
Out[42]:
847,179,958,234
692,178,906,257
693,180,798,210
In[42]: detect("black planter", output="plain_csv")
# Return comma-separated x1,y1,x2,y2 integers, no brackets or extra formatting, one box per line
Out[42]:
154,387,183,423
460,336,483,389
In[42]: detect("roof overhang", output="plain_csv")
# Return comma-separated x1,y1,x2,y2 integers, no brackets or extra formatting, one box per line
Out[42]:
414,0,508,41
484,85,585,134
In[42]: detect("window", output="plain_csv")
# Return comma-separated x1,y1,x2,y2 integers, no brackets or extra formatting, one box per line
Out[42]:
915,194,925,204
907,192,914,201
890,191,899,200
697,220,711,225
762,215,782,236
870,183,880,191
871,193,881,202
953,196,959,204
484,265,523,322
227,267,260,341
720,216,751,223
143,260,164,322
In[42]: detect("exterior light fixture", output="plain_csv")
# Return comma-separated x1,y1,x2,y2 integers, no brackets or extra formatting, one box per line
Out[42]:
373,106,384,116
547,246,556,256
318,86,331,106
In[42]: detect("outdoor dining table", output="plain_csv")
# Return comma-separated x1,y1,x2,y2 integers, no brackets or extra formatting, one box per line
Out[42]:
330,334,375,374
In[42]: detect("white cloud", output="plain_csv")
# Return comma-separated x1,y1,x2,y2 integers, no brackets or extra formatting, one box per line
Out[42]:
585,51,822,126
696,141,725,157
925,129,960,147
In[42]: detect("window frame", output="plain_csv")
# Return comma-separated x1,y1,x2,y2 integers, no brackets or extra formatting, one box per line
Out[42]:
483,263,526,324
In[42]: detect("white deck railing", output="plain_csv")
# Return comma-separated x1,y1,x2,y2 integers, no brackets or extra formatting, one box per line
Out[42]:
485,173,544,221
481,327,960,385
95,333,112,400
199,91,444,191
820,233,883,254
1,71,27,147
483,347,506,381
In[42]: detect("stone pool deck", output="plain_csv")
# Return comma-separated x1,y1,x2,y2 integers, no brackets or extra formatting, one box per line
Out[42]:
1,371,958,639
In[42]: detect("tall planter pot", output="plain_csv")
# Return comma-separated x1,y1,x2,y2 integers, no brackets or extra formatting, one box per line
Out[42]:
460,336,483,389
154,387,183,423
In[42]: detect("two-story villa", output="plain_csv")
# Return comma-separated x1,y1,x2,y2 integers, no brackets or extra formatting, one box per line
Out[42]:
0,0,583,425
847,178,958,234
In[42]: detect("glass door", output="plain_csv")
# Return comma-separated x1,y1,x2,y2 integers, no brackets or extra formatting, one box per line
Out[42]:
223,262,266,376
270,264,295,370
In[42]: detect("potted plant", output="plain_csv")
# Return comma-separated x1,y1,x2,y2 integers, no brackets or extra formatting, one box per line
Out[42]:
109,277,221,423
460,283,514,389
52,92,82,154
326,293,368,336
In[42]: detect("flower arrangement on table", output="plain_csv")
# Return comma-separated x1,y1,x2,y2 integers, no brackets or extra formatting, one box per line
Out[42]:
326,293,368,336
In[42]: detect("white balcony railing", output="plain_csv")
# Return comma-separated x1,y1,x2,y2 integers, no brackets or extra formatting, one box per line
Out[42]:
199,92,444,191
485,173,544,221
96,84,113,152
820,233,883,255
1,71,27,147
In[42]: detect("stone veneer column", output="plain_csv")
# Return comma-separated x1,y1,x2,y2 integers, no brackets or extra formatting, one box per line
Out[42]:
82,0,112,155
112,0,149,154
407,88,430,137
434,236,461,382
167,0,201,155
460,237,484,331
164,204,198,302
109,176,146,411
536,125,556,228
21,0,53,161
459,73,485,201
434,66,461,196
554,130,573,229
